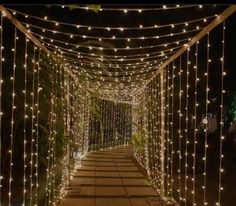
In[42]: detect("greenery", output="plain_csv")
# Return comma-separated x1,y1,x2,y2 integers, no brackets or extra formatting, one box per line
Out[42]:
228,91,236,120
131,121,146,153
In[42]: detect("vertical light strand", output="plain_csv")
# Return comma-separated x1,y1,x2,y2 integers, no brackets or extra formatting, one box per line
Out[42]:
166,65,171,201
152,80,155,180
203,33,210,206
45,66,54,206
50,65,57,205
52,66,58,205
147,83,151,179
192,42,199,206
8,27,17,206
157,76,162,191
151,81,156,186
153,79,156,181
184,48,190,206
101,99,104,150
178,55,182,204
22,37,28,206
217,21,225,206
170,61,175,200
144,87,150,176
29,44,36,206
35,49,41,205
154,76,158,188
0,12,3,203
162,69,167,197
59,66,67,197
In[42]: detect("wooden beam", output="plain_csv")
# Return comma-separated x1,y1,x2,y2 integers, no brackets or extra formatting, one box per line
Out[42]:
0,5,49,53
0,5,75,78
134,5,236,94
0,5,133,102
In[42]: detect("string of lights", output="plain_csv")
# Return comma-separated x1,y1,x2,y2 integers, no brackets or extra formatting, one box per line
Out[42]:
192,42,198,206
170,61,175,201
0,12,3,203
9,8,214,31
42,44,182,68
37,35,194,52
178,55,182,204
33,33,188,58
202,33,210,206
34,49,41,205
165,65,170,201
217,21,226,206
61,4,202,12
0,4,234,206
184,48,190,206
8,27,17,206
22,37,28,206
29,45,36,206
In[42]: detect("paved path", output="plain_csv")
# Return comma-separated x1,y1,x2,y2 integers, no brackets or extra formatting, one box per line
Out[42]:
59,146,164,206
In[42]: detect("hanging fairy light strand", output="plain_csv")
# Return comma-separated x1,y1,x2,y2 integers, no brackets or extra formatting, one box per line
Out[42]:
38,35,193,52
20,17,213,40
184,48,190,206
202,33,210,206
0,12,3,203
34,49,41,205
36,34,188,58
8,27,17,206
178,55,182,204
192,42,199,206
166,64,171,201
29,45,36,206
61,4,201,12
9,8,214,31
22,37,28,206
43,40,187,59
217,21,225,206
170,61,175,201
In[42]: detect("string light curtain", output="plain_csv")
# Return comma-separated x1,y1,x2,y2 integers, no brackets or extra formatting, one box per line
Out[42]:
0,10,92,206
0,4,235,206
132,20,228,206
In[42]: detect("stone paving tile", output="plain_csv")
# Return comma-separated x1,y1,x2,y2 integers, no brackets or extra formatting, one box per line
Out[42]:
116,162,136,167
129,198,150,206
95,162,116,166
96,186,126,196
74,171,95,177
96,198,131,206
94,166,117,171
146,197,164,206
59,198,95,206
87,154,127,159
79,165,96,170
122,178,150,186
86,158,114,162
96,177,123,185
66,186,95,196
125,186,158,196
119,171,144,178
115,159,133,162
95,171,120,177
87,156,114,159
71,177,96,185
59,147,162,206
117,166,139,171
81,161,97,166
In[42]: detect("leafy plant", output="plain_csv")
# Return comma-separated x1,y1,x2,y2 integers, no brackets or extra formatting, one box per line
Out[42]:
131,122,146,153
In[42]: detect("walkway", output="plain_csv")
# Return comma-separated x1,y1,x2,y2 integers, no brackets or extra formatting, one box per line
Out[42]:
59,146,164,206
